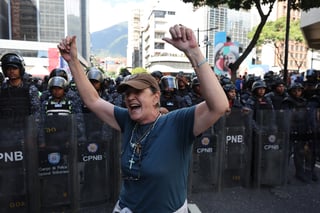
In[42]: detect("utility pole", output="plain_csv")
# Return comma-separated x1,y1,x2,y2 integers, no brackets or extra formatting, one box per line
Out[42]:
196,27,218,58
283,0,291,85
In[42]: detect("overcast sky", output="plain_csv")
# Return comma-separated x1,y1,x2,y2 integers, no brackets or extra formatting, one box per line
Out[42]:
89,0,146,33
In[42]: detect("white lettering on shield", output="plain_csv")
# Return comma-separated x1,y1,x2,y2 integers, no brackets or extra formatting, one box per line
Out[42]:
0,151,23,162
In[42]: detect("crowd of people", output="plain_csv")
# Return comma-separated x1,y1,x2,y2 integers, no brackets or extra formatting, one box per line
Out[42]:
0,24,319,212
1,51,320,187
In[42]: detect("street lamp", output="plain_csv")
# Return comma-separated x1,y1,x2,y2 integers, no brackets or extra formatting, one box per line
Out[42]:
196,27,218,47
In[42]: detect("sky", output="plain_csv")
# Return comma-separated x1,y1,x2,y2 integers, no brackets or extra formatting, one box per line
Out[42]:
89,0,147,33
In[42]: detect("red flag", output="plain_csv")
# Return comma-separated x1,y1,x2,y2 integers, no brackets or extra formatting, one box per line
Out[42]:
48,48,60,73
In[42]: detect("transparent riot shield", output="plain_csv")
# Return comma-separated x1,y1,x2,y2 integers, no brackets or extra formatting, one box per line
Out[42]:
253,110,290,187
37,114,76,211
287,108,316,182
0,116,31,213
221,109,253,188
190,120,222,193
78,113,112,206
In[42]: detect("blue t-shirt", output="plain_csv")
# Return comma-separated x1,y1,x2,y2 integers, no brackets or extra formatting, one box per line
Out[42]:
114,106,196,213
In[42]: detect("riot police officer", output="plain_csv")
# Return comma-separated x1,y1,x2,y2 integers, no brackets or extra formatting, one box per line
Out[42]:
175,72,193,107
107,75,125,107
265,78,288,110
0,53,41,124
40,68,81,107
160,75,183,112
282,83,317,182
151,70,163,85
78,67,111,203
223,83,243,110
245,80,274,129
0,52,41,203
38,75,85,207
84,67,108,110
190,77,204,106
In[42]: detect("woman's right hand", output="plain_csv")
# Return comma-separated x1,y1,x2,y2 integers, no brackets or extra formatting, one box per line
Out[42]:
57,35,77,63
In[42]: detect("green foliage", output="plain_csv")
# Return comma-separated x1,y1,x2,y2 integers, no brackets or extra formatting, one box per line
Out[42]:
182,0,320,82
119,67,131,76
131,67,147,74
183,0,320,11
248,17,305,45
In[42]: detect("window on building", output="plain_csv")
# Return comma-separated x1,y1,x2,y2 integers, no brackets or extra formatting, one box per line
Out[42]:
154,42,164,49
154,10,166,18
155,32,165,39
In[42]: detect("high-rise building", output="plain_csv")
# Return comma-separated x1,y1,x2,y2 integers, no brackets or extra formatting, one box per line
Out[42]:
127,8,144,69
205,6,251,66
132,0,196,74
127,1,252,75
0,0,90,73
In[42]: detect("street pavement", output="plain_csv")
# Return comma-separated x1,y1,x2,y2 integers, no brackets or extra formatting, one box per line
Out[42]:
188,163,320,213
80,163,320,213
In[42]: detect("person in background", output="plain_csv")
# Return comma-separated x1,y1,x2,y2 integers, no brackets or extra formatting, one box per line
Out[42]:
265,78,288,110
58,24,228,213
0,52,41,197
151,70,163,85
107,75,125,107
223,83,243,111
0,53,40,121
40,68,81,106
190,76,204,106
38,75,85,147
159,75,182,112
175,71,193,107
83,67,108,112
282,83,317,183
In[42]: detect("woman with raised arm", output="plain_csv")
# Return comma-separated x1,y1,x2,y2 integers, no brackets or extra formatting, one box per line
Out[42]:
58,24,228,213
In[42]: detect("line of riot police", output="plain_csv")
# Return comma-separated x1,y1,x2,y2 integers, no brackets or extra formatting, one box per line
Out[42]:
1,52,320,211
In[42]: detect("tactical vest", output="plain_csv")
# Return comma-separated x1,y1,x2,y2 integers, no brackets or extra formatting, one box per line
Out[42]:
45,98,72,116
0,83,31,128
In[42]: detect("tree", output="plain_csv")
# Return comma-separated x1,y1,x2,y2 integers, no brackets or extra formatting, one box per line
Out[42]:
131,67,148,74
119,67,131,77
183,0,320,82
248,16,307,71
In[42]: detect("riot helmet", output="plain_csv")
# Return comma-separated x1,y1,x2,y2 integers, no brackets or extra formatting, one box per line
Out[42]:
151,70,163,79
115,75,123,85
87,67,104,83
223,83,236,93
0,53,26,77
49,68,68,81
306,69,317,78
271,77,285,89
288,82,304,91
48,76,69,91
251,80,266,92
160,76,177,91
219,75,232,86
191,77,200,88
263,71,274,80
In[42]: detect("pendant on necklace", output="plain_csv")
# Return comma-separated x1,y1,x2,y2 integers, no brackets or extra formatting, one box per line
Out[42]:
134,143,142,155
129,157,135,169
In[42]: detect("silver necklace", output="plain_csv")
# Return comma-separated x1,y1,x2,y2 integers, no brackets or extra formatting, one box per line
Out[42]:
128,113,161,169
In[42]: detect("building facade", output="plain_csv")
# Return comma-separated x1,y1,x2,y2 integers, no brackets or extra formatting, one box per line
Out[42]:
138,0,196,74
0,0,90,75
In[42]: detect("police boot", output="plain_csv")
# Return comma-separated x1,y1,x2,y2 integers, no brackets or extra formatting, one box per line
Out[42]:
293,143,310,183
